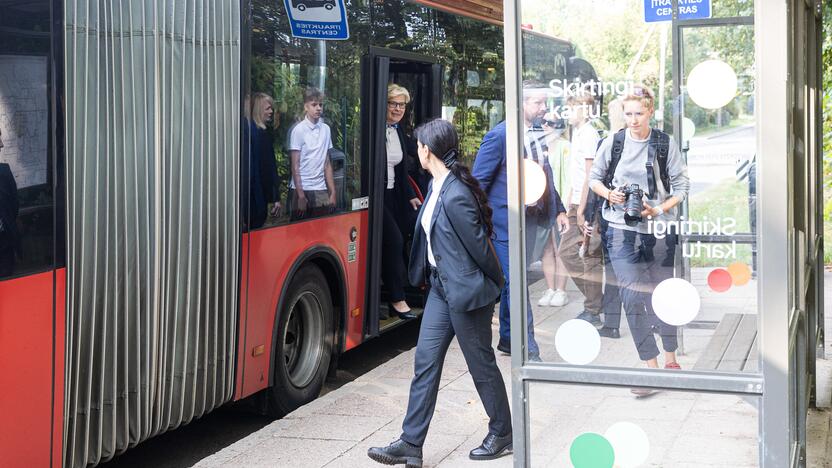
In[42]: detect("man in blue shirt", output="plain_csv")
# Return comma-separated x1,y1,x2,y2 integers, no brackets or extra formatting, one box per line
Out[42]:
472,81,568,361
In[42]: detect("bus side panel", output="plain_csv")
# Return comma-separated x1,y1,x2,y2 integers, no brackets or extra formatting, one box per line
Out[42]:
0,271,55,466
346,210,370,350
235,233,250,401
239,213,366,398
52,269,66,468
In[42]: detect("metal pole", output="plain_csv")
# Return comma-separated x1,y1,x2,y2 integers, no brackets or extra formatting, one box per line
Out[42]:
503,0,530,466
756,0,792,465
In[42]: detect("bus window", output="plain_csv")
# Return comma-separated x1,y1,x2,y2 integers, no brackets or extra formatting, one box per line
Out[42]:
246,0,364,229
0,1,54,281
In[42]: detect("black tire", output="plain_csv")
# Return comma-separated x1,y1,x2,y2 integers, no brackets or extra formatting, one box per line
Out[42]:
297,4,306,11
269,264,334,417
325,3,334,9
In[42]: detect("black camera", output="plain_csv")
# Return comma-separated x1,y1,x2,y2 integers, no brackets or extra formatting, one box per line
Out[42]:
618,184,644,226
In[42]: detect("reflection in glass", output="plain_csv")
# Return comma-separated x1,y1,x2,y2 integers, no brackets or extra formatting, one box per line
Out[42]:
517,0,759,375
0,0,54,280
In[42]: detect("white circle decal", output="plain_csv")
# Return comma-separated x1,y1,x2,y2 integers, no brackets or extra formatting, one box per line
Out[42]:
605,422,650,468
652,278,701,326
555,319,601,365
523,159,546,206
682,117,696,141
687,59,738,110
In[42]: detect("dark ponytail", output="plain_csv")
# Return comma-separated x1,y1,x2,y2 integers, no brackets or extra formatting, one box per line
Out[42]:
414,119,495,238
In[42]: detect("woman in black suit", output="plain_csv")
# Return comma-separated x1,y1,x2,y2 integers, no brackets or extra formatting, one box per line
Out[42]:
368,119,512,467
382,84,421,320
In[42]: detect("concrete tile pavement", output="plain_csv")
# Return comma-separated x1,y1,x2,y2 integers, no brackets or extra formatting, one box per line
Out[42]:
195,272,832,467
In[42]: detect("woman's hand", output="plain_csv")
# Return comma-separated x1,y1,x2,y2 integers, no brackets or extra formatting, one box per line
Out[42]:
556,212,569,233
641,201,662,219
409,197,422,210
607,187,626,205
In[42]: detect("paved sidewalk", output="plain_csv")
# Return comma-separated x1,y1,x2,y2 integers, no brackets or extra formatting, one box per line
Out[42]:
195,272,832,467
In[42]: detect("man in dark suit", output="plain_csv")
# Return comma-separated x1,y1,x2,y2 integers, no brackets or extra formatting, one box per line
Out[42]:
472,81,568,361
0,128,19,278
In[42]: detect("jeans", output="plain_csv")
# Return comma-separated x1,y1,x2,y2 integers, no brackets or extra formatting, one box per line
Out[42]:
605,225,678,361
492,239,540,358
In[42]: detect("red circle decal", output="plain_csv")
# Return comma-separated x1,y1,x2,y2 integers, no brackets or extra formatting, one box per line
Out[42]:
707,268,733,292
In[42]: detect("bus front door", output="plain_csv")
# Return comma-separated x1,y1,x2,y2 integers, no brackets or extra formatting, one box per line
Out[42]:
362,48,442,338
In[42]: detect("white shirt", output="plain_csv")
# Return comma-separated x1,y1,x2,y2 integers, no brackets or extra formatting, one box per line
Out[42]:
421,172,448,267
385,127,403,190
288,117,333,191
569,122,600,205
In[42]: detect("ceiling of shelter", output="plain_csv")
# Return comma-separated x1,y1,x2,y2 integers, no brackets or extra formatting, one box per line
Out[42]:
410,0,504,24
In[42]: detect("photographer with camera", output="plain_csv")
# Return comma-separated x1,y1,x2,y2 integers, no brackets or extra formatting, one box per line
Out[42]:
588,85,689,392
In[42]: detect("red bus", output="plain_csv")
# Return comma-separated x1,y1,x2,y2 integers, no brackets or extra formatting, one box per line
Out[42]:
0,1,586,466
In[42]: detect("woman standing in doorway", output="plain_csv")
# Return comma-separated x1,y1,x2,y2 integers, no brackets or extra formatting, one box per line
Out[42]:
367,119,512,467
381,84,421,320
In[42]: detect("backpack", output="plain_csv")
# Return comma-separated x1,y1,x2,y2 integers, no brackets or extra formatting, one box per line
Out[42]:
584,128,671,222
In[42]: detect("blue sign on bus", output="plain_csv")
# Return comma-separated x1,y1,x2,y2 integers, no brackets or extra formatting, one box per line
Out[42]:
283,0,350,40
644,0,712,23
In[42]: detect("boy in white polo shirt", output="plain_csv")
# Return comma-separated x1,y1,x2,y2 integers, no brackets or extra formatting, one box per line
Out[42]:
289,87,336,220
558,92,605,325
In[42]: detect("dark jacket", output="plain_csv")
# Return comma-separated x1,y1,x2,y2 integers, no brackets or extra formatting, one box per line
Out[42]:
243,120,280,229
386,125,420,234
472,121,566,242
0,163,19,276
386,125,418,206
408,172,504,314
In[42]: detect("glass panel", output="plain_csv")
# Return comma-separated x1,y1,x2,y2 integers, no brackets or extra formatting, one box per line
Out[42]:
247,0,366,228
0,0,54,280
528,382,760,467
510,0,760,374
372,1,434,54
434,12,506,166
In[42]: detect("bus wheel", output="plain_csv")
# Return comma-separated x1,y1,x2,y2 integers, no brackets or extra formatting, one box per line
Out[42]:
297,4,306,11
269,264,334,417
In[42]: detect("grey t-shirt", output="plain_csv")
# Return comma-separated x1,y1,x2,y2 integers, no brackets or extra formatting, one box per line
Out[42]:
588,129,690,234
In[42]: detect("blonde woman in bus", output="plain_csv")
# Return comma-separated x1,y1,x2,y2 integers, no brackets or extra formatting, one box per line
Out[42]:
246,92,281,229
368,120,512,467
381,83,421,320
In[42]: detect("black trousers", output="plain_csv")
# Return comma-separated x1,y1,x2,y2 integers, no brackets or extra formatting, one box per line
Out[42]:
605,226,678,361
381,188,409,302
400,271,512,447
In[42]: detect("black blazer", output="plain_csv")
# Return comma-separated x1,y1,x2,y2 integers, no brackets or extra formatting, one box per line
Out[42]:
408,172,505,314
385,126,418,208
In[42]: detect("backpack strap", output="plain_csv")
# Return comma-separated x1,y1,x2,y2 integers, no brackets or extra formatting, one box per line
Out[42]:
655,130,671,193
602,129,627,189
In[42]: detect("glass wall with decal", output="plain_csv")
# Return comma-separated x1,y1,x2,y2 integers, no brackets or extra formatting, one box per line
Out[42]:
504,0,824,465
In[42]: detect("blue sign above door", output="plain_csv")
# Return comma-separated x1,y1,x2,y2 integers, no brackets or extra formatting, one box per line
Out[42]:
283,0,350,40
644,0,712,23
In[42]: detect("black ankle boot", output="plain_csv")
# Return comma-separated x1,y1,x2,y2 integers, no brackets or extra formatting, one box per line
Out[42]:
469,432,513,460
367,438,423,467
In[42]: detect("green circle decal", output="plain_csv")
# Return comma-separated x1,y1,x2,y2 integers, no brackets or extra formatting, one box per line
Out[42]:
569,433,615,468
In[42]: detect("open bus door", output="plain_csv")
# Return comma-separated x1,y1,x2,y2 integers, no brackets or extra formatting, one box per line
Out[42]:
362,48,442,338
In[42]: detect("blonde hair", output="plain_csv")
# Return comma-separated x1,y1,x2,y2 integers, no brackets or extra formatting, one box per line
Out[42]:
252,92,275,130
567,91,595,107
622,84,655,111
608,98,626,133
387,83,411,103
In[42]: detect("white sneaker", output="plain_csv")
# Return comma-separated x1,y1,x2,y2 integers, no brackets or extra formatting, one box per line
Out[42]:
549,290,569,307
538,289,556,306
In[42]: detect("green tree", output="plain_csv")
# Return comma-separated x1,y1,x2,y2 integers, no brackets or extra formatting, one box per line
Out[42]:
823,0,832,264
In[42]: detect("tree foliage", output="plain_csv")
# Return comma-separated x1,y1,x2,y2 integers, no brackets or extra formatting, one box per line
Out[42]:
823,0,832,229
